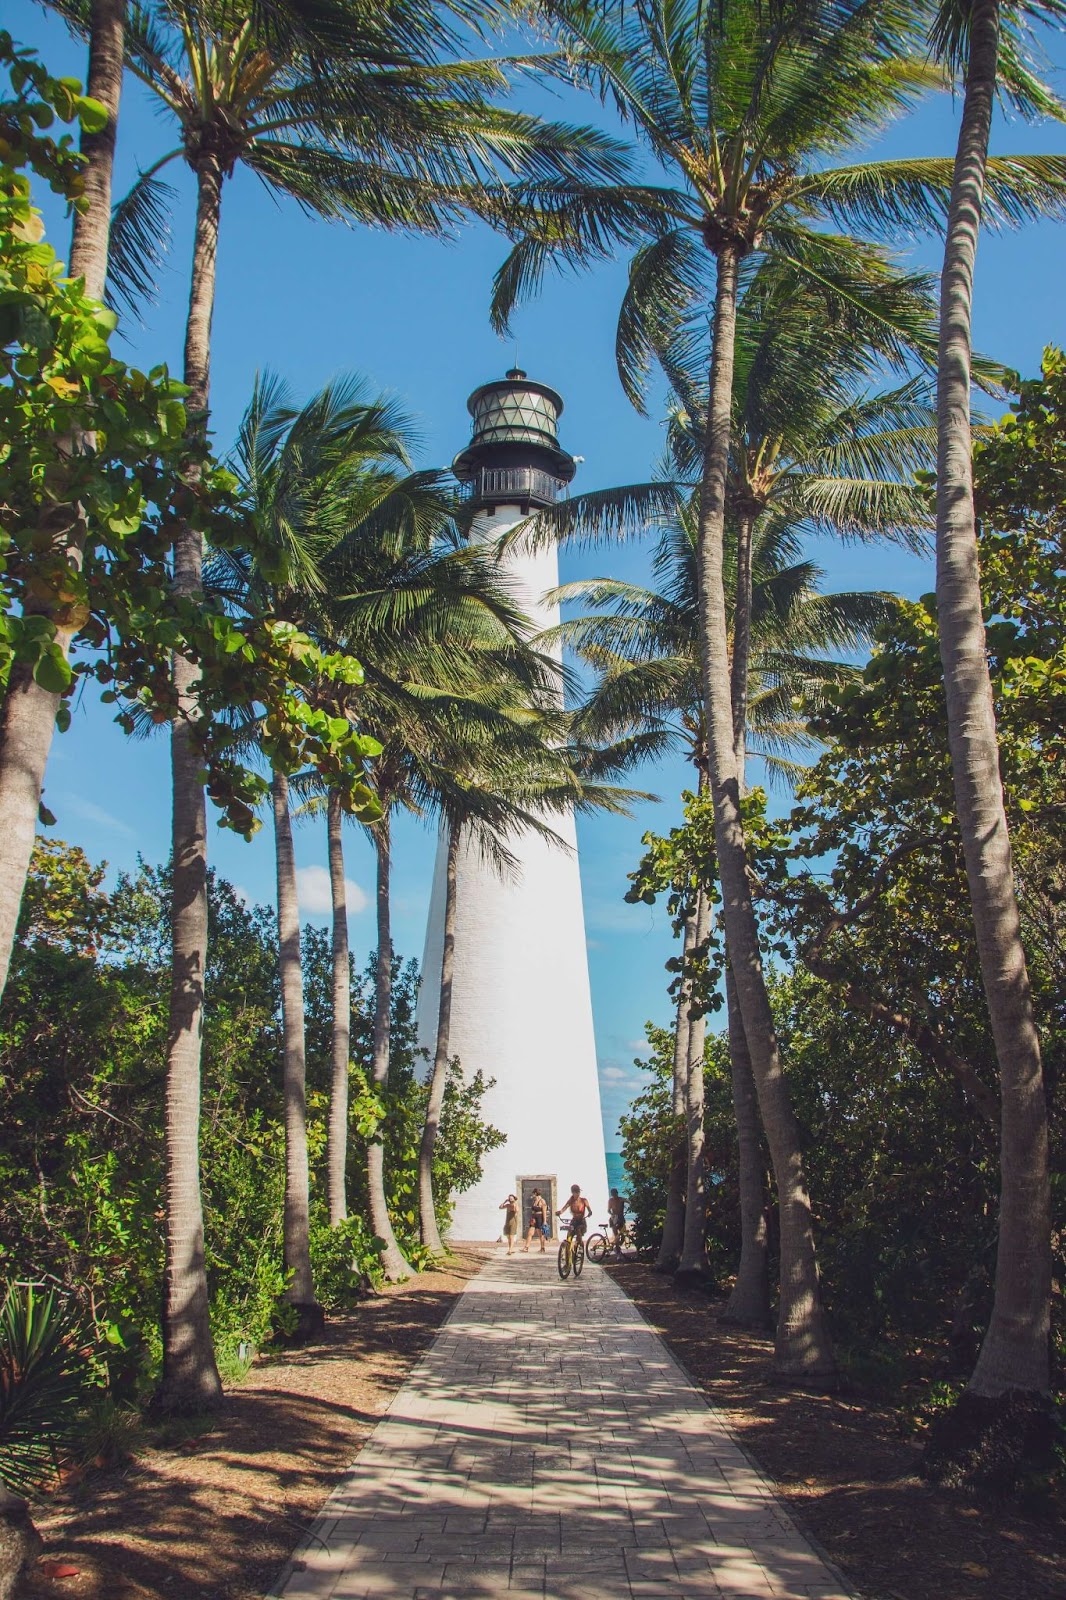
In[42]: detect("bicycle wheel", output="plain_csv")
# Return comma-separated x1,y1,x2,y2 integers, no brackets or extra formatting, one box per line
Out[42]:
586,1232,608,1264
573,1238,585,1278
557,1238,572,1279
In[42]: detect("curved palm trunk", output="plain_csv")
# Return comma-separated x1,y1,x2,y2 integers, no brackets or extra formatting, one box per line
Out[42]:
656,909,697,1271
327,789,350,1225
677,888,712,1279
272,769,318,1315
0,0,126,1006
697,244,834,1381
418,822,461,1255
368,811,413,1280
935,0,1049,1397
157,156,223,1411
730,513,754,776
722,966,771,1326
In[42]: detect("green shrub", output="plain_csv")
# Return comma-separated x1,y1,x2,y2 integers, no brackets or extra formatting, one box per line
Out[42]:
309,1208,383,1308
0,1284,93,1495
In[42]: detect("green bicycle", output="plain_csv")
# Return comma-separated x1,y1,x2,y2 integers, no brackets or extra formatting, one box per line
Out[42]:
557,1224,585,1280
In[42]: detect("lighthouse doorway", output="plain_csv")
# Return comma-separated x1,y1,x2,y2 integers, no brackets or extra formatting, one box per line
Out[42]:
519,1175,557,1240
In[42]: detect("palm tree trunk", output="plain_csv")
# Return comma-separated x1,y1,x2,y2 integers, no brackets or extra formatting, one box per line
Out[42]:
326,789,351,1226
272,769,317,1314
418,822,461,1255
722,966,771,1326
0,0,127,1007
157,155,224,1411
697,243,834,1382
726,594,771,1325
935,0,1049,1398
677,888,711,1280
730,512,754,774
368,811,413,1279
656,909,696,1271
69,0,125,299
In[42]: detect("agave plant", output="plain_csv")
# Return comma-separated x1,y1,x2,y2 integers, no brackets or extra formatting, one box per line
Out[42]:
0,1284,90,1496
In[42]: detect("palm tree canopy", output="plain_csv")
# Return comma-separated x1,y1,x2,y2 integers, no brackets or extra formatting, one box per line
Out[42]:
552,501,895,780
492,0,1066,405
44,0,636,314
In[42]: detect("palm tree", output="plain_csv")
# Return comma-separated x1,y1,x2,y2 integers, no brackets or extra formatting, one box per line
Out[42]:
556,500,895,1299
219,371,418,1308
114,0,631,1407
676,882,712,1280
497,0,1066,1381
416,697,654,1252
926,0,1059,1406
317,465,582,1277
544,301,929,1319
325,785,351,1225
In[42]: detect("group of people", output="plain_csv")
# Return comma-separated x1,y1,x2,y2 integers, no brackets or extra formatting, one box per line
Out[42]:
497,1184,627,1255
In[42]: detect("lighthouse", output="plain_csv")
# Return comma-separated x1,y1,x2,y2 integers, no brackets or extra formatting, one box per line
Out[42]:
416,369,609,1241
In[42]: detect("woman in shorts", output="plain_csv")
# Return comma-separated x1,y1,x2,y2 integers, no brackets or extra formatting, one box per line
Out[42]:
499,1193,519,1254
523,1188,548,1253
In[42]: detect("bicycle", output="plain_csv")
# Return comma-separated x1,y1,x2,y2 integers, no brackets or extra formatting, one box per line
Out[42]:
557,1223,586,1280
586,1222,634,1264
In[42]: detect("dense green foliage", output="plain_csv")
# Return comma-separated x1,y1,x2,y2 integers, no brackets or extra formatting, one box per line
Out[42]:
0,839,500,1392
621,357,1066,1396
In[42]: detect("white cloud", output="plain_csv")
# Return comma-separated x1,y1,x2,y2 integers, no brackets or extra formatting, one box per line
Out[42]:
56,796,135,837
601,1065,635,1084
295,864,369,917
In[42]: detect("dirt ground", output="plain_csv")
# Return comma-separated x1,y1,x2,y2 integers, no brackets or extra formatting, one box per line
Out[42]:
22,1250,1063,1600
23,1249,488,1600
610,1262,1065,1600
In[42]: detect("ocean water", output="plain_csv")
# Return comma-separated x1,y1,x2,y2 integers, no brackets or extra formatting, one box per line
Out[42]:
605,1151,627,1194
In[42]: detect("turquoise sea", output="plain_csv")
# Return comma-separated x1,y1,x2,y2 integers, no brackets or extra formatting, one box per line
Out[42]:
605,1151,627,1194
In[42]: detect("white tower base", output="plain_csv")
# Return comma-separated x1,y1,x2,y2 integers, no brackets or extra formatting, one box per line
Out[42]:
417,503,609,1242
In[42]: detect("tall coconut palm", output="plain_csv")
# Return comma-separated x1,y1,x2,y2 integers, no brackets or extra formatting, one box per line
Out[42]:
497,0,1066,1381
544,332,929,1321
675,881,712,1280
218,371,421,1303
556,500,895,1301
926,0,1061,1407
318,475,577,1277
544,267,935,1301
416,697,656,1253
108,0,631,1409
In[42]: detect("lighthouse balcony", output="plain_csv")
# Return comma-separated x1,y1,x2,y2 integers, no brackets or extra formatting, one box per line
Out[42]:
459,465,566,510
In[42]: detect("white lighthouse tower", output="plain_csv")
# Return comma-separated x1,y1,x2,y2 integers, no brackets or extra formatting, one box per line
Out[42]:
417,368,609,1242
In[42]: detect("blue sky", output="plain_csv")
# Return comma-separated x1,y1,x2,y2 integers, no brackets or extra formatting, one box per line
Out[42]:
11,4,1066,1145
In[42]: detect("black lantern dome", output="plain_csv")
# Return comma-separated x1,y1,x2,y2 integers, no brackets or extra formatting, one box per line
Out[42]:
452,368,577,512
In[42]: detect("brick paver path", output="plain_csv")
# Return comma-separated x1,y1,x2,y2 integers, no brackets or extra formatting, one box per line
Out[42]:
274,1252,852,1600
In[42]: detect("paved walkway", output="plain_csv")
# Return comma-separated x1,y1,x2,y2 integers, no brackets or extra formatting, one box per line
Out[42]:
274,1252,852,1600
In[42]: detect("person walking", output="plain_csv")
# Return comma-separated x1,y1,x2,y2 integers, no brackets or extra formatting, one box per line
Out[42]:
499,1194,519,1254
523,1187,548,1252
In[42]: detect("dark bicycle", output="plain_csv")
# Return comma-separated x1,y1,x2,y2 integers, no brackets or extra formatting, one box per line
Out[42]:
586,1221,636,1263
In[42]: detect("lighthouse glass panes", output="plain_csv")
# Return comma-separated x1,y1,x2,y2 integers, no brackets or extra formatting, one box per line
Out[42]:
470,386,561,450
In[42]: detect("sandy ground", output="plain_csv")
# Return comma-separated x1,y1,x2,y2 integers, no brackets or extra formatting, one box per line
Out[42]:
611,1261,1064,1600
23,1248,489,1600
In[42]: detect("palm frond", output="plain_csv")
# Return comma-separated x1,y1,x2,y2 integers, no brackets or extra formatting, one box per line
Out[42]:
105,158,181,318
